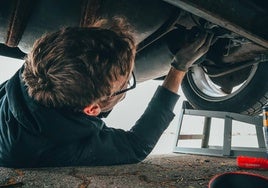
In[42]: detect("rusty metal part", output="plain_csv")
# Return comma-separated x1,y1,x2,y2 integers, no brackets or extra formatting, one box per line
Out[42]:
222,43,268,63
5,0,36,47
163,0,268,48
202,54,268,78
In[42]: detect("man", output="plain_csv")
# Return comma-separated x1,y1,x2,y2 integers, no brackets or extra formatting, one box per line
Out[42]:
0,19,212,167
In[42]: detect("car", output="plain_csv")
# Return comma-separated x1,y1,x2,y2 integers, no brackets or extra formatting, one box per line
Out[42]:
0,0,267,115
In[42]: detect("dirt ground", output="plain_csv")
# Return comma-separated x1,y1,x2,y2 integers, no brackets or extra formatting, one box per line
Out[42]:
0,154,267,188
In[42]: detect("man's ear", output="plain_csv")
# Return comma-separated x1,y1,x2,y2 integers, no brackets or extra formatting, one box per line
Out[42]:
83,103,101,116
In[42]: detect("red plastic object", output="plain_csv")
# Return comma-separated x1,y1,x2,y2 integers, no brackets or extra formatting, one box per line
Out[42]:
237,156,268,169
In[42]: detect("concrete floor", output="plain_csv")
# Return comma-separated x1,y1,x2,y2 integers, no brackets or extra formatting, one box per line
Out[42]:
0,154,267,188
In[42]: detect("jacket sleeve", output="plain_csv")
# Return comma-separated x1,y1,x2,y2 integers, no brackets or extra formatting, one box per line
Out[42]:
0,81,7,99
72,86,180,166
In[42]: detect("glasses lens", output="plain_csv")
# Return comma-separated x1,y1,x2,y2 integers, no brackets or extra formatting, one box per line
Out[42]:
111,72,136,97
127,75,134,88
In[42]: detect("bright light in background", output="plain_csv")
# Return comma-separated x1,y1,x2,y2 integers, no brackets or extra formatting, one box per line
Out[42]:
0,55,258,156
0,56,24,83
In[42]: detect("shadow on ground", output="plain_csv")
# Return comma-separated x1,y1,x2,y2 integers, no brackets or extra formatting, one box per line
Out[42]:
0,154,267,188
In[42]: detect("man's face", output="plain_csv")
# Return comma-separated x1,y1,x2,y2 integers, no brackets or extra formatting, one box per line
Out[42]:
98,73,131,112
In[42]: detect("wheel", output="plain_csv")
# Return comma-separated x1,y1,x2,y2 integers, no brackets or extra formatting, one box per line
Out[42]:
181,62,268,115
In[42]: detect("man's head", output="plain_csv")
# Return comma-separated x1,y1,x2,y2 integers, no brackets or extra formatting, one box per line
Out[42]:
22,19,136,116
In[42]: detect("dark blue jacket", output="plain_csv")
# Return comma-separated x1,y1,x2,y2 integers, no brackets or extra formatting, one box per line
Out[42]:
0,67,179,168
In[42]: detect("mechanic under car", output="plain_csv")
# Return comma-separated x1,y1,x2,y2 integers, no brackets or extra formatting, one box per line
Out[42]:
0,18,212,168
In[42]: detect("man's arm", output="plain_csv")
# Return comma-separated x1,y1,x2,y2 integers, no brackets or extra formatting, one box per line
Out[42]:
162,67,185,94
73,86,179,166
162,32,213,94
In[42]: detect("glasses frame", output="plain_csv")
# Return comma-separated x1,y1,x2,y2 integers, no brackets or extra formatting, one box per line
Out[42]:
111,71,136,97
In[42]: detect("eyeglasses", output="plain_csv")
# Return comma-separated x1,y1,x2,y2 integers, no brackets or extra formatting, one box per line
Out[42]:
111,71,136,97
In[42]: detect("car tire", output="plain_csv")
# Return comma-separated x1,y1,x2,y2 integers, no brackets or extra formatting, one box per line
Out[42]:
181,62,268,115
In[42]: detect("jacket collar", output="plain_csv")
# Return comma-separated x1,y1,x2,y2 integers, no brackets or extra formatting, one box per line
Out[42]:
5,66,105,142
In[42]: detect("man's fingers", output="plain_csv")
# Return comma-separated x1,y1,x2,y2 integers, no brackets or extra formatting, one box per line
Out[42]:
204,33,214,48
197,33,214,53
193,32,208,51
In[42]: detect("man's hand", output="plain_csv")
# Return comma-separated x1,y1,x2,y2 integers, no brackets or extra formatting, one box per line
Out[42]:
162,32,213,94
171,32,214,72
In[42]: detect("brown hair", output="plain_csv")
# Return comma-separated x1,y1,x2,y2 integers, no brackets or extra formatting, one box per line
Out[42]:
22,18,136,110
